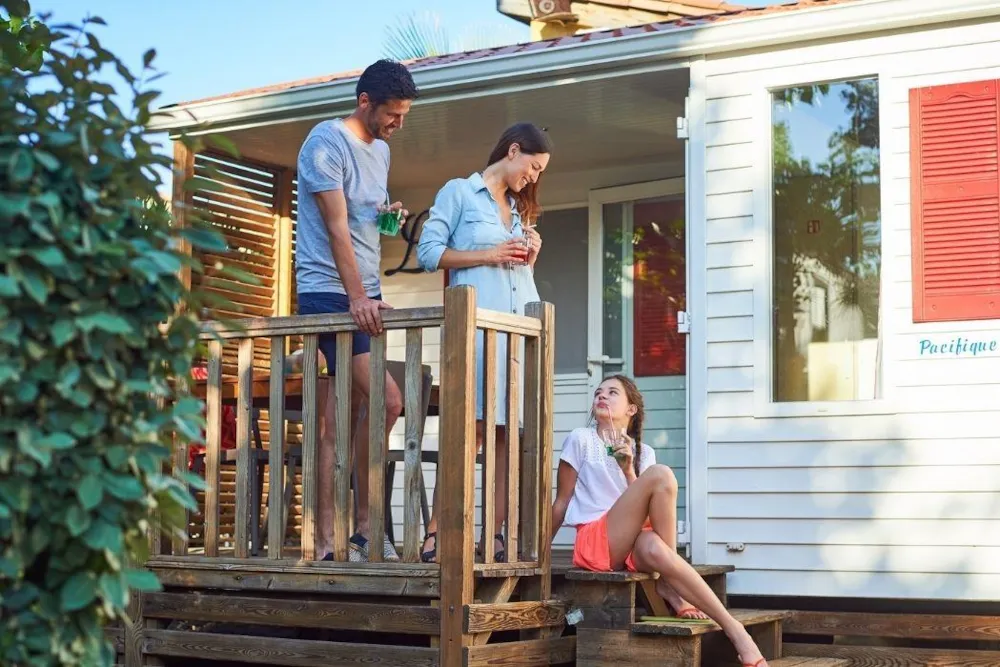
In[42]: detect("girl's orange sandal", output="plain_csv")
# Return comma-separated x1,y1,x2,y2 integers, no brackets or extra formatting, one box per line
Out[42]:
674,605,709,620
741,658,767,667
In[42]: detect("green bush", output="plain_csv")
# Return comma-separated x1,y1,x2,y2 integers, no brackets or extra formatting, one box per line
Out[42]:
0,5,226,665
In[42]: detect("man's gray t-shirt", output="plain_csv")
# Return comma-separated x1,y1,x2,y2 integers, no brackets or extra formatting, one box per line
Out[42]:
296,119,389,297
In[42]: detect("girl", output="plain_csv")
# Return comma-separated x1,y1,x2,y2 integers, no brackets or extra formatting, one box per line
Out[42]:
552,375,769,667
416,123,553,563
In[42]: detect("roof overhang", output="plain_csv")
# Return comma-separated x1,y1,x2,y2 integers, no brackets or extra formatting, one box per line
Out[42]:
151,0,1000,137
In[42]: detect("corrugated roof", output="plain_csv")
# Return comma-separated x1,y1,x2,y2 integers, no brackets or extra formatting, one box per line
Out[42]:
174,0,861,107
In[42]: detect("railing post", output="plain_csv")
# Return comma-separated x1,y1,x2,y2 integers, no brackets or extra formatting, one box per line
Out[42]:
300,334,319,560
439,285,477,667
522,301,556,634
268,338,286,559
203,341,223,557
234,338,254,558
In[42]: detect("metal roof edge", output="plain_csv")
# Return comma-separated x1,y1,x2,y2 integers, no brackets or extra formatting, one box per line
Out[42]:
151,0,1000,135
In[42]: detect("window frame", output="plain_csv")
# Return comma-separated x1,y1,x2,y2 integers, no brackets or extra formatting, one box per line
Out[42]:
751,64,898,418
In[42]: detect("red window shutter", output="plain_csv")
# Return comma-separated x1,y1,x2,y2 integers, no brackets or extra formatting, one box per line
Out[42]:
632,200,686,377
910,79,1000,322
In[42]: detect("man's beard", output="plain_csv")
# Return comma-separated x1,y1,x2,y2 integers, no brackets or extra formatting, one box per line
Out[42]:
363,113,386,140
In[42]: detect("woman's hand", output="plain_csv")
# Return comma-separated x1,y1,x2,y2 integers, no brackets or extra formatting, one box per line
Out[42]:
489,238,529,266
524,226,542,266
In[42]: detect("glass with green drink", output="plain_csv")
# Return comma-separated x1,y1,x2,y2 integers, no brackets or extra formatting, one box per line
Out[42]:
599,404,626,460
376,198,403,236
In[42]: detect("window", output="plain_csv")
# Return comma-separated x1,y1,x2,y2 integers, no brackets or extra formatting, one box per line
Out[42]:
910,79,1000,323
602,195,686,378
632,198,686,377
771,78,882,402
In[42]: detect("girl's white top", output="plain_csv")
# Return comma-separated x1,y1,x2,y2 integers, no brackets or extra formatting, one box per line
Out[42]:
559,427,656,527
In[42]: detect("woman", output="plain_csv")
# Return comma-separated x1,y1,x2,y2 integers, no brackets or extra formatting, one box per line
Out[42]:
552,375,769,667
416,122,553,563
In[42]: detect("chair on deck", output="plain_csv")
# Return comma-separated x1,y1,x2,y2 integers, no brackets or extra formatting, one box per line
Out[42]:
190,407,268,556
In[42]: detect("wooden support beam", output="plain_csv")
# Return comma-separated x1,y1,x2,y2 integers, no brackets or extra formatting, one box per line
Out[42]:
234,338,254,558
144,592,440,635
464,636,576,667
439,286,477,667
149,566,440,597
171,141,195,292
481,328,497,564
333,333,353,561
638,579,671,618
300,334,319,560
472,576,521,645
521,302,556,639
274,168,295,318
203,340,223,557
507,333,522,563
403,328,424,563
143,630,439,667
368,333,387,562
267,338,286,559
465,601,567,633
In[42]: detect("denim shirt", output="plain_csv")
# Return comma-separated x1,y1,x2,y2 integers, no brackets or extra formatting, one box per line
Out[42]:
417,173,539,425
417,173,540,315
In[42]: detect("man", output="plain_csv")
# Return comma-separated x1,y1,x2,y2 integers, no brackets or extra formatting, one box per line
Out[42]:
295,59,418,562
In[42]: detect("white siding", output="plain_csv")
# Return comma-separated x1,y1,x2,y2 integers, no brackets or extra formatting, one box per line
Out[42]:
697,18,1000,601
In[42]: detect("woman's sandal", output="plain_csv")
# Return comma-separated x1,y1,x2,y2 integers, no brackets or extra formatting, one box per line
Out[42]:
474,533,508,563
420,532,436,563
741,659,766,667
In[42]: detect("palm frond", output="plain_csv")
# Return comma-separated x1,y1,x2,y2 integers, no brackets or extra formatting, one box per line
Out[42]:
382,11,451,61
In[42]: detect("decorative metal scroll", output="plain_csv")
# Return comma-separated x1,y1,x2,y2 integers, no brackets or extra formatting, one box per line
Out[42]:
384,208,430,277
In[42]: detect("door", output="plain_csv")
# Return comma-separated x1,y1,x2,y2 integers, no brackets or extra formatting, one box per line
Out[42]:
587,180,689,529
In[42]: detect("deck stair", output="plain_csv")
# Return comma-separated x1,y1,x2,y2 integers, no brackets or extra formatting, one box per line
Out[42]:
562,566,847,667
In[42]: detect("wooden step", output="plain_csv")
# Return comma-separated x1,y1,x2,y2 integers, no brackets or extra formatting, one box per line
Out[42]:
556,553,733,606
632,609,792,636
784,610,1000,666
769,658,850,667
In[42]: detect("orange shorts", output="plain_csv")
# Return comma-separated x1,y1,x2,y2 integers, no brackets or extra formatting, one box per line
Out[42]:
572,513,653,572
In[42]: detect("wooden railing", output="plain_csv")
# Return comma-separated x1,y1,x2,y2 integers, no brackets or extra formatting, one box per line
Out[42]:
164,285,554,580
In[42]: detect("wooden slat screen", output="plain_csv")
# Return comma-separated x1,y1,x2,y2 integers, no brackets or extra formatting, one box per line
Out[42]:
191,153,280,377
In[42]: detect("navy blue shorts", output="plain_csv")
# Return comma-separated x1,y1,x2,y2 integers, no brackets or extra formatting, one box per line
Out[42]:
297,292,381,374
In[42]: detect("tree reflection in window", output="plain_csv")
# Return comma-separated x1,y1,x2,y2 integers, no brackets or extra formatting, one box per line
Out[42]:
772,79,881,402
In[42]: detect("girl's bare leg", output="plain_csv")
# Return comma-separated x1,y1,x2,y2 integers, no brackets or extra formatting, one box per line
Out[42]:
605,465,705,617
603,465,766,665
630,532,766,666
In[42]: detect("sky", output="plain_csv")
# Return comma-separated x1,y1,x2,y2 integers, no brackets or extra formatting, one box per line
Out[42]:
36,0,779,107
31,0,780,192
